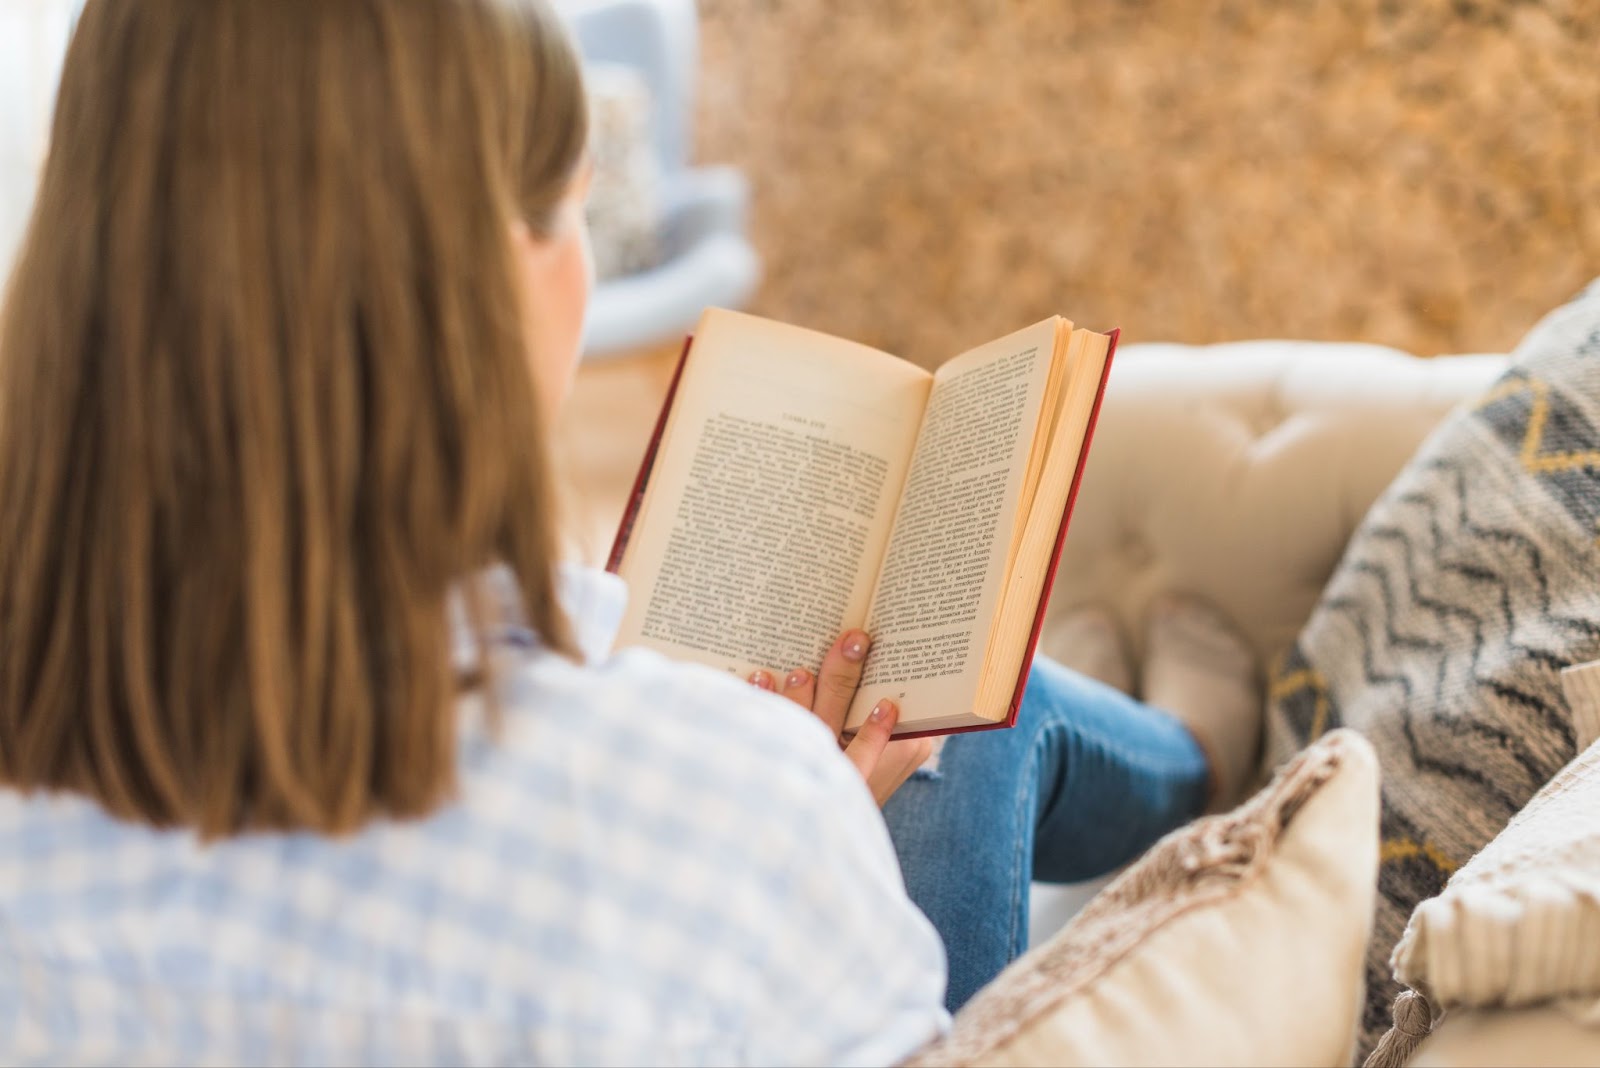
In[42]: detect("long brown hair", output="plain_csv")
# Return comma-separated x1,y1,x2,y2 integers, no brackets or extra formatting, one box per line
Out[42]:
0,0,585,836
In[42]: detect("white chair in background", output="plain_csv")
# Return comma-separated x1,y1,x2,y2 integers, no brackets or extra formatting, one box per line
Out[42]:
565,0,761,358
0,0,77,274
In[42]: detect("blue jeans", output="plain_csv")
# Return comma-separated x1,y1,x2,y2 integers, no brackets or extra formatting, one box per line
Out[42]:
881,656,1209,1013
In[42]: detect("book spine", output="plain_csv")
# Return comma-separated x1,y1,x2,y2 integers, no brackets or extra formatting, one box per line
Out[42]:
887,329,1121,741
605,336,694,574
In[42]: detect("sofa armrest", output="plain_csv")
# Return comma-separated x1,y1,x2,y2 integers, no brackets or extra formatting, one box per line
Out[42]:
1049,341,1507,670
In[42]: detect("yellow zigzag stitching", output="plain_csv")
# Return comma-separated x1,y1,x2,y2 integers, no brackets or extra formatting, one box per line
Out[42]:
1380,837,1459,875
1271,682,1460,874
1477,377,1600,475
1268,665,1331,740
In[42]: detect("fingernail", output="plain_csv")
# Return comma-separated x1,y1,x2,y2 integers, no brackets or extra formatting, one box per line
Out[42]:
843,632,871,662
749,670,774,690
870,699,895,722
784,668,810,689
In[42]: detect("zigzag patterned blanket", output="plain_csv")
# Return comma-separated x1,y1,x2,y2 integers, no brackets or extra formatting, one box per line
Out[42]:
1261,279,1600,1059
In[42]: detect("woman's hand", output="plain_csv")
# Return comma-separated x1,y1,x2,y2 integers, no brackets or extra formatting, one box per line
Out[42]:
749,630,932,806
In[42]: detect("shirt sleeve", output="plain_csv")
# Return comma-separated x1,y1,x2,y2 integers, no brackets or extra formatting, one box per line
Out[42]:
741,754,952,1068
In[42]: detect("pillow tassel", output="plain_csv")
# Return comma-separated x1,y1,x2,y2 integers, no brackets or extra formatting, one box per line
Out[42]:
1363,990,1433,1068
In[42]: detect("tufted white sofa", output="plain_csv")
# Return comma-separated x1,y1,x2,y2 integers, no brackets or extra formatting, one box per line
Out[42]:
1048,340,1507,670
1028,339,1600,1065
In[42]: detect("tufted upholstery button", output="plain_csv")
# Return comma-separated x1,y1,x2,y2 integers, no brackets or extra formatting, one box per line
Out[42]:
1119,535,1155,570
1251,402,1288,441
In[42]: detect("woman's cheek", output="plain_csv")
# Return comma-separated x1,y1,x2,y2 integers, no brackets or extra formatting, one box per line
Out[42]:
547,219,591,408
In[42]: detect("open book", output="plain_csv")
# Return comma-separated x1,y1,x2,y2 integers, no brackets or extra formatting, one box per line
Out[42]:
607,309,1118,737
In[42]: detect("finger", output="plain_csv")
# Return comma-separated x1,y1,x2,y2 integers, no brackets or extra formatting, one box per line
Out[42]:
746,669,777,693
871,737,934,806
814,629,871,737
779,666,816,710
843,698,897,785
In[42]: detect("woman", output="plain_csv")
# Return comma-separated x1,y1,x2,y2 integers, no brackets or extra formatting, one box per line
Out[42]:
0,2,1256,1063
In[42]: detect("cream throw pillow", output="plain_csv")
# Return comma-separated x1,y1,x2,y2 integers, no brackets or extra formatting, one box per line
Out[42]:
908,729,1380,1068
1366,721,1600,1067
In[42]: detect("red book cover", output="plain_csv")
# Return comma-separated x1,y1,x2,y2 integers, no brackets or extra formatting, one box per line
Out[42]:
605,335,693,574
607,328,1120,738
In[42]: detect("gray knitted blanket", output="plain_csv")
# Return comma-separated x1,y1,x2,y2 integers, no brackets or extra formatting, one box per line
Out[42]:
1261,279,1600,1059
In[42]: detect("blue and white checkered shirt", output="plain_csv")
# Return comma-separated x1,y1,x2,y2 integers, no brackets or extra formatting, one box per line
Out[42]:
0,566,949,1066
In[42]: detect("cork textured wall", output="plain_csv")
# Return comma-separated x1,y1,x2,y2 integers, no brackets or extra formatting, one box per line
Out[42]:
696,0,1600,366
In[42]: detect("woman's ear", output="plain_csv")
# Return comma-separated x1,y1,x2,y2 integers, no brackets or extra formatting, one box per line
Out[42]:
509,218,540,276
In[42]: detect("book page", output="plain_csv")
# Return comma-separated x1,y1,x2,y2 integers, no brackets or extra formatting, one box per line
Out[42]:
974,329,1110,718
850,319,1060,730
615,310,931,680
